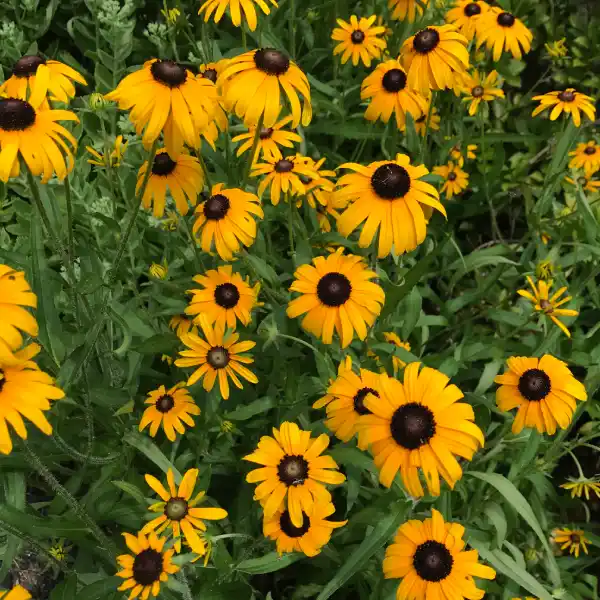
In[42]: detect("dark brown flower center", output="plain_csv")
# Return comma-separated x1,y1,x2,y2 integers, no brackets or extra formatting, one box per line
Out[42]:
278,455,309,486
518,369,551,401
259,127,274,139
413,541,453,581
13,55,46,77
165,497,189,521
413,28,440,53
571,533,581,544
390,402,436,450
214,282,240,309
152,153,177,176
353,387,378,415
463,2,481,16
201,68,218,83
279,510,311,537
150,59,187,87
371,163,411,199
577,177,588,186
448,172,457,181
254,49,290,76
155,394,175,413
558,90,575,102
351,30,365,44
204,194,230,220
275,159,294,173
317,272,352,306
497,12,515,27
132,549,163,586
471,85,485,98
207,346,230,369
382,68,407,93
0,98,36,131
0,369,5,393
584,146,597,155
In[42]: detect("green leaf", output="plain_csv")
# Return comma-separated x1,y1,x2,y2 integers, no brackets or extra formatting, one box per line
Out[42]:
50,575,78,599
123,431,182,482
112,480,148,507
0,504,89,538
483,502,507,548
76,577,123,599
245,253,280,286
236,551,304,574
225,397,274,420
401,287,422,339
132,333,179,355
474,360,503,395
448,246,517,288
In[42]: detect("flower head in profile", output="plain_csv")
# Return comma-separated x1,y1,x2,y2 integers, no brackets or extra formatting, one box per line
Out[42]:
532,89,595,127
552,528,590,558
297,157,337,211
383,332,412,374
560,477,600,500
414,106,440,136
332,15,387,67
169,314,194,337
475,7,533,61
460,70,504,115
232,116,302,162
445,0,489,40
433,161,469,199
565,174,600,194
86,135,128,168
568,141,600,176
199,0,278,31
314,191,347,233
389,0,430,22
0,585,32,600
450,144,477,166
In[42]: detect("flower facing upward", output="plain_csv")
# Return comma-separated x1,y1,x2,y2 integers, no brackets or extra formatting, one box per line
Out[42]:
475,8,533,61
495,355,587,435
361,60,428,130
193,183,264,261
415,106,440,136
384,509,496,600
331,16,387,67
86,135,128,168
433,162,469,199
561,478,600,500
143,468,228,555
198,0,278,31
243,421,346,527
232,116,302,162
517,276,579,338
105,59,218,159
175,316,257,400
389,0,430,22
219,48,311,128
552,528,590,558
445,0,489,40
532,89,596,127
139,383,200,441
116,531,179,599
264,501,347,557
137,150,204,218
400,25,469,94
185,265,260,331
336,154,446,258
287,248,385,348
565,174,600,194
0,586,31,600
383,332,411,375
569,141,600,175
460,70,504,115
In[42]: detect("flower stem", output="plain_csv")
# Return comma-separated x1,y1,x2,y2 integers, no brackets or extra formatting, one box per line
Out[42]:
419,93,435,163
479,113,503,242
179,569,194,600
242,114,264,188
288,195,295,258
289,0,296,59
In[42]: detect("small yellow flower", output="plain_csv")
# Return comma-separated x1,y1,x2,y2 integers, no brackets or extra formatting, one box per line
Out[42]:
535,260,554,280
532,88,596,128
450,144,477,166
161,6,181,23
560,478,600,500
545,38,567,59
541,231,551,245
149,261,168,280
383,332,411,375
552,528,590,558
565,174,600,194
433,161,469,198
86,135,128,168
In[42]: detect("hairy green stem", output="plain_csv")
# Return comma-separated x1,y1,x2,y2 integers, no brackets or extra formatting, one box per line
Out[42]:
242,114,264,188
52,431,120,465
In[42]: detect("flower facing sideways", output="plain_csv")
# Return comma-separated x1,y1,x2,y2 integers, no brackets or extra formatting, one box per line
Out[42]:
532,89,596,128
552,528,590,558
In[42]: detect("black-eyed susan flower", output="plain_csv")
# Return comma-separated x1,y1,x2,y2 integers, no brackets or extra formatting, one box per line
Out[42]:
137,149,204,218
450,143,477,165
552,528,590,558
186,265,260,331
460,70,504,115
361,60,428,130
495,355,587,435
561,478,600,500
264,501,346,557
198,0,278,31
400,25,469,94
139,383,200,441
384,509,496,599
298,157,337,211
143,468,227,554
219,49,311,128
569,141,600,176
517,276,579,338
287,248,385,348
0,55,86,104
331,15,387,68
169,314,195,337
383,332,411,375
475,7,532,61
175,317,257,400
358,362,484,496
86,135,128,168
243,421,346,527
199,60,229,84
0,343,64,455
336,154,446,258
445,0,489,40
116,531,179,599
105,59,218,159
389,0,429,22
433,161,469,199
565,174,600,194
0,585,31,600
0,78,78,183
414,106,440,136
193,183,264,261
532,89,596,127
252,154,318,206
313,356,382,448
315,191,346,233
232,116,302,162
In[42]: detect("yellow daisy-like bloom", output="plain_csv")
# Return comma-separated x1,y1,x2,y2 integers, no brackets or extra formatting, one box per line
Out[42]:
243,421,346,527
552,528,590,558
298,157,337,211
0,343,65,455
532,89,596,128
433,161,469,199
0,265,38,364
565,174,600,194
400,25,469,94
139,383,200,441
232,116,302,162
105,59,218,159
169,314,195,337
186,265,260,331
0,586,31,600
414,106,440,136
358,362,484,496
175,317,257,400
561,478,600,500
568,141,600,175
384,509,496,599
331,15,387,68
389,0,429,22
86,135,128,168
517,276,579,338
142,468,228,554
264,501,347,557
116,531,179,599
361,60,428,130
460,70,504,116
218,48,311,128
336,153,446,258
198,0,278,31
192,183,264,261
252,154,318,206
495,355,587,435
137,149,204,218
199,60,229,84
475,7,533,61
315,191,346,233
383,332,411,375
287,248,385,348
0,56,86,104
445,0,489,40
450,143,477,166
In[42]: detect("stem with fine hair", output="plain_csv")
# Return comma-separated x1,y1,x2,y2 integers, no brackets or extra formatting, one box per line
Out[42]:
179,569,194,600
242,114,264,188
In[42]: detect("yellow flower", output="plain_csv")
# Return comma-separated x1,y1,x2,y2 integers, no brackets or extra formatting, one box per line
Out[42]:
532,89,596,128
552,528,590,558
161,210,179,231
149,260,168,279
433,161,469,199
445,0,489,41
161,6,181,23
545,38,567,59
475,7,533,61
232,116,302,162
560,478,600,500
541,232,551,245
450,144,477,165
460,70,505,115
568,141,600,176
86,135,128,168
565,174,600,194
331,15,387,67
0,585,31,600
199,0,278,31
414,106,440,136
48,540,69,562
383,332,411,374
389,0,430,22
161,354,173,365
